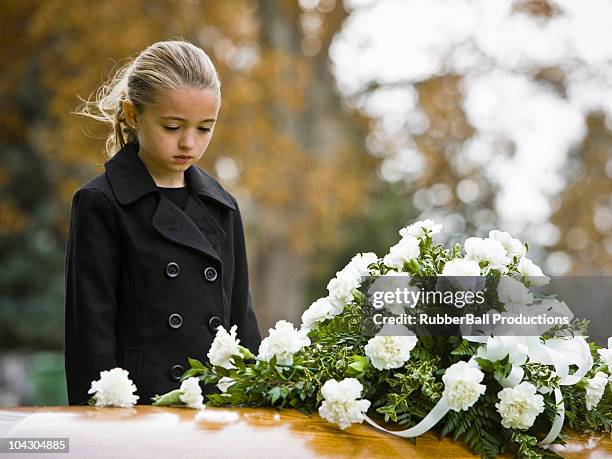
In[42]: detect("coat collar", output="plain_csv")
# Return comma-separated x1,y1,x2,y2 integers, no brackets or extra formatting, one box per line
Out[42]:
104,142,236,211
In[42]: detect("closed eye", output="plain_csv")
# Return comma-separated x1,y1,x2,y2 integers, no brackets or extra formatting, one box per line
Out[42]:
164,126,180,131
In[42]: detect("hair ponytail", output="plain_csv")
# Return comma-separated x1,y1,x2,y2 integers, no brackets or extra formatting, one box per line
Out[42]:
75,40,221,158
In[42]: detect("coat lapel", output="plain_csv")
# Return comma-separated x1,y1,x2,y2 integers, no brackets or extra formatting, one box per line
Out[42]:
151,194,223,262
105,142,234,262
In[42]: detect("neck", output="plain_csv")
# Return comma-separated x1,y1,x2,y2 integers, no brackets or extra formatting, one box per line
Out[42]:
137,151,186,188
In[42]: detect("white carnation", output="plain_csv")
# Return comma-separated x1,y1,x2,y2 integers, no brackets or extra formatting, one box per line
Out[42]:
346,252,378,277
258,320,310,365
327,269,361,315
383,235,420,269
586,372,608,410
399,219,443,239
179,377,204,409
597,337,612,368
464,237,510,273
368,272,415,313
88,367,139,408
442,361,486,411
440,259,484,296
517,258,550,286
488,230,526,260
301,297,335,331
318,378,371,430
497,276,533,305
441,258,481,276
207,325,241,369
496,382,545,430
365,335,418,370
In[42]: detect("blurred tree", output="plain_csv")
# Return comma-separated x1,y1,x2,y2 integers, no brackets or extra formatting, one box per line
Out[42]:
551,112,612,274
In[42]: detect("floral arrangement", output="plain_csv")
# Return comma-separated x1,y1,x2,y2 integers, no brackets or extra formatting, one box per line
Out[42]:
93,220,612,458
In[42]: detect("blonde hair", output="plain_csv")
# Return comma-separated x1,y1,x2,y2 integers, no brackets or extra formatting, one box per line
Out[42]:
76,40,221,157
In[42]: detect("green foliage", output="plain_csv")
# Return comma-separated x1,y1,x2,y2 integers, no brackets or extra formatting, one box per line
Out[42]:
523,363,560,393
511,432,563,459
562,383,612,432
375,355,443,424
440,392,507,459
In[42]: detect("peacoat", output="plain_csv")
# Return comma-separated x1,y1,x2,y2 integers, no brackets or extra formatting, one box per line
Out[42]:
64,141,261,405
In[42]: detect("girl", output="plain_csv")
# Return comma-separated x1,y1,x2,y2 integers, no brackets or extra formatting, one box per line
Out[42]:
65,40,261,405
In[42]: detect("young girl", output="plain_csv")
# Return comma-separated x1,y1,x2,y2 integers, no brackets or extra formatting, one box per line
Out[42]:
65,40,261,405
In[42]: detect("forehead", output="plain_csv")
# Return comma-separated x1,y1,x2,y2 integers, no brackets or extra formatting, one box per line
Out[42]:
148,87,220,120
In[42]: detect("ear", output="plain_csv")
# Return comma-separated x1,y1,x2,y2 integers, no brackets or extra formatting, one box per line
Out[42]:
122,99,138,129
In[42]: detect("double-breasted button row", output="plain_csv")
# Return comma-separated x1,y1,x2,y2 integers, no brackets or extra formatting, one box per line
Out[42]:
208,316,222,332
168,313,182,329
203,266,217,282
170,364,184,381
165,262,218,283
165,262,180,278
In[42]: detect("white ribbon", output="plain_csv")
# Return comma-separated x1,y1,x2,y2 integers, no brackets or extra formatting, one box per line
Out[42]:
364,396,451,438
538,387,564,446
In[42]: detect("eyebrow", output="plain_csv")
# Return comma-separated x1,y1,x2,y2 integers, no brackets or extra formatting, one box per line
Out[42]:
160,116,216,122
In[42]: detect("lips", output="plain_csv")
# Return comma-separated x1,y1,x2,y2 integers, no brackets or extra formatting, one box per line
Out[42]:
174,155,193,159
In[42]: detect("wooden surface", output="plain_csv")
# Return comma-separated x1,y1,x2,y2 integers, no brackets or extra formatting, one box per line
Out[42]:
0,406,610,458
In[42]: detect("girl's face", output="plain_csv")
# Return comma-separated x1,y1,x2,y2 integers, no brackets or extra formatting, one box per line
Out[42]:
124,87,220,186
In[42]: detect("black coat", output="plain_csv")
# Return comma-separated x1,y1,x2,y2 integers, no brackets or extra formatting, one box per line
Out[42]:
64,142,261,405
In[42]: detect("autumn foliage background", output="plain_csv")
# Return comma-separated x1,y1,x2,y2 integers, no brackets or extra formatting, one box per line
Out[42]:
1,0,610,405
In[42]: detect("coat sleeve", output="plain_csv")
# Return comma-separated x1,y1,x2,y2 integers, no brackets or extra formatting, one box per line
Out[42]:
64,187,120,405
229,197,261,355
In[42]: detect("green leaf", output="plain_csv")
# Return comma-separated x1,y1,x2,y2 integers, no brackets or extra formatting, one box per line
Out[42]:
188,357,205,369
268,386,282,404
151,389,183,406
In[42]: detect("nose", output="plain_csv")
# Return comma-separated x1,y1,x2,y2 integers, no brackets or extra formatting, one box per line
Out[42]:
178,130,196,150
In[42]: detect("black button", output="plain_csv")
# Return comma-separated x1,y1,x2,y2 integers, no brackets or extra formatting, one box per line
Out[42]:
170,364,184,381
203,266,218,282
168,313,183,329
208,316,222,332
166,262,180,278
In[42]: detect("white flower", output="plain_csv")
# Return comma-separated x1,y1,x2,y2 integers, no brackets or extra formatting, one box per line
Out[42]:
346,252,378,277
179,377,204,409
207,325,241,369
258,320,310,365
217,377,235,393
318,378,371,430
368,272,415,313
88,368,139,408
496,382,545,430
489,230,526,260
301,297,335,331
517,258,550,286
497,276,533,305
441,258,481,276
442,361,486,411
383,235,420,269
442,361,487,411
365,335,418,370
440,259,484,296
586,372,608,410
399,219,443,239
464,237,510,273
597,338,612,368
327,269,361,315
